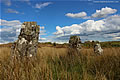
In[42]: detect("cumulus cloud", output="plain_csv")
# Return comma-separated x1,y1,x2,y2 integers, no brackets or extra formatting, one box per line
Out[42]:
39,26,46,36
92,7,117,18
65,7,117,19
0,19,22,43
104,15,120,28
54,20,105,35
65,12,87,18
39,38,46,41
103,32,120,41
0,19,47,43
0,19,21,27
113,37,120,40
35,2,52,9
54,26,64,35
54,15,120,42
40,30,46,35
37,26,47,42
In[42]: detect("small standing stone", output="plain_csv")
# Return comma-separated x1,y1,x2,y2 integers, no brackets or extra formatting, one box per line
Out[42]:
11,22,40,58
94,43,103,55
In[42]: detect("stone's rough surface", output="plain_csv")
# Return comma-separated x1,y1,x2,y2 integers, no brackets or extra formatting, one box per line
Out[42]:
11,22,40,57
94,43,103,55
69,36,82,51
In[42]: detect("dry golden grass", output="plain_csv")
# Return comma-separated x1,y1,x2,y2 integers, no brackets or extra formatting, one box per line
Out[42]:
0,47,11,61
38,47,67,59
0,45,120,80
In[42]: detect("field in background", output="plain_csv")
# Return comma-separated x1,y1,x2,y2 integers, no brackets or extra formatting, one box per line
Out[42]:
0,43,120,80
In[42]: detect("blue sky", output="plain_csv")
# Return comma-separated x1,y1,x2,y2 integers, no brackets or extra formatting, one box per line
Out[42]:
0,0,120,43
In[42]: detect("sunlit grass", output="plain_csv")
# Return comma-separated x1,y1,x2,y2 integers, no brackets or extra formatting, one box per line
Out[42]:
0,45,120,80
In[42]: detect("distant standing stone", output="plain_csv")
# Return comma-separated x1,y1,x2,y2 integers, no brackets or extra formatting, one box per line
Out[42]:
69,36,82,51
11,22,40,58
94,43,103,55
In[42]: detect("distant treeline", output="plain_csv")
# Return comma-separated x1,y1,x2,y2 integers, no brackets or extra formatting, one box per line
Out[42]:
83,41,120,48
0,41,120,48
41,41,120,48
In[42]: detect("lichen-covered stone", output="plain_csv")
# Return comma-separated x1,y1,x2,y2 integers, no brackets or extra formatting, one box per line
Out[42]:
11,22,40,58
69,35,82,51
94,43,103,55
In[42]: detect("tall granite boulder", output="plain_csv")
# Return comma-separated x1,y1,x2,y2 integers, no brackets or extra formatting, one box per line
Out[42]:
94,43,103,55
11,22,40,58
69,35,82,52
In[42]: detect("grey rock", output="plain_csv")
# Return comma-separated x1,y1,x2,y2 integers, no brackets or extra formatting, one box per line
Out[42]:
69,35,82,51
11,22,40,58
94,43,103,55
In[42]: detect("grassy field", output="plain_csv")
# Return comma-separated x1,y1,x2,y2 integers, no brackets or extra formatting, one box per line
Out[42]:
0,44,120,80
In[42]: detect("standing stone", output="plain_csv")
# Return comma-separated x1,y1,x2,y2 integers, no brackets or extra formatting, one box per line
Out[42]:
69,35,82,52
94,43,103,55
11,22,40,58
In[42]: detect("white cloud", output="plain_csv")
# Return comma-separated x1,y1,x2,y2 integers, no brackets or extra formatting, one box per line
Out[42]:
40,26,45,29
38,26,47,42
35,2,52,9
0,19,21,27
113,37,120,40
104,15,120,29
103,32,120,40
65,12,87,18
39,38,46,41
65,7,117,19
54,15,120,42
6,9,20,14
0,19,22,43
92,7,117,18
0,19,48,43
0,19,49,44
39,30,46,35
54,20,105,35
54,26,64,35
39,26,46,35
39,37,52,42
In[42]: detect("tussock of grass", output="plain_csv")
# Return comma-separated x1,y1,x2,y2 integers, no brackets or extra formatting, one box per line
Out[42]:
0,46,120,80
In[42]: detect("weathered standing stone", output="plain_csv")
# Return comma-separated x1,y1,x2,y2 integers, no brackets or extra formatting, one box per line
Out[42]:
94,43,103,55
69,36,82,52
11,22,40,57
